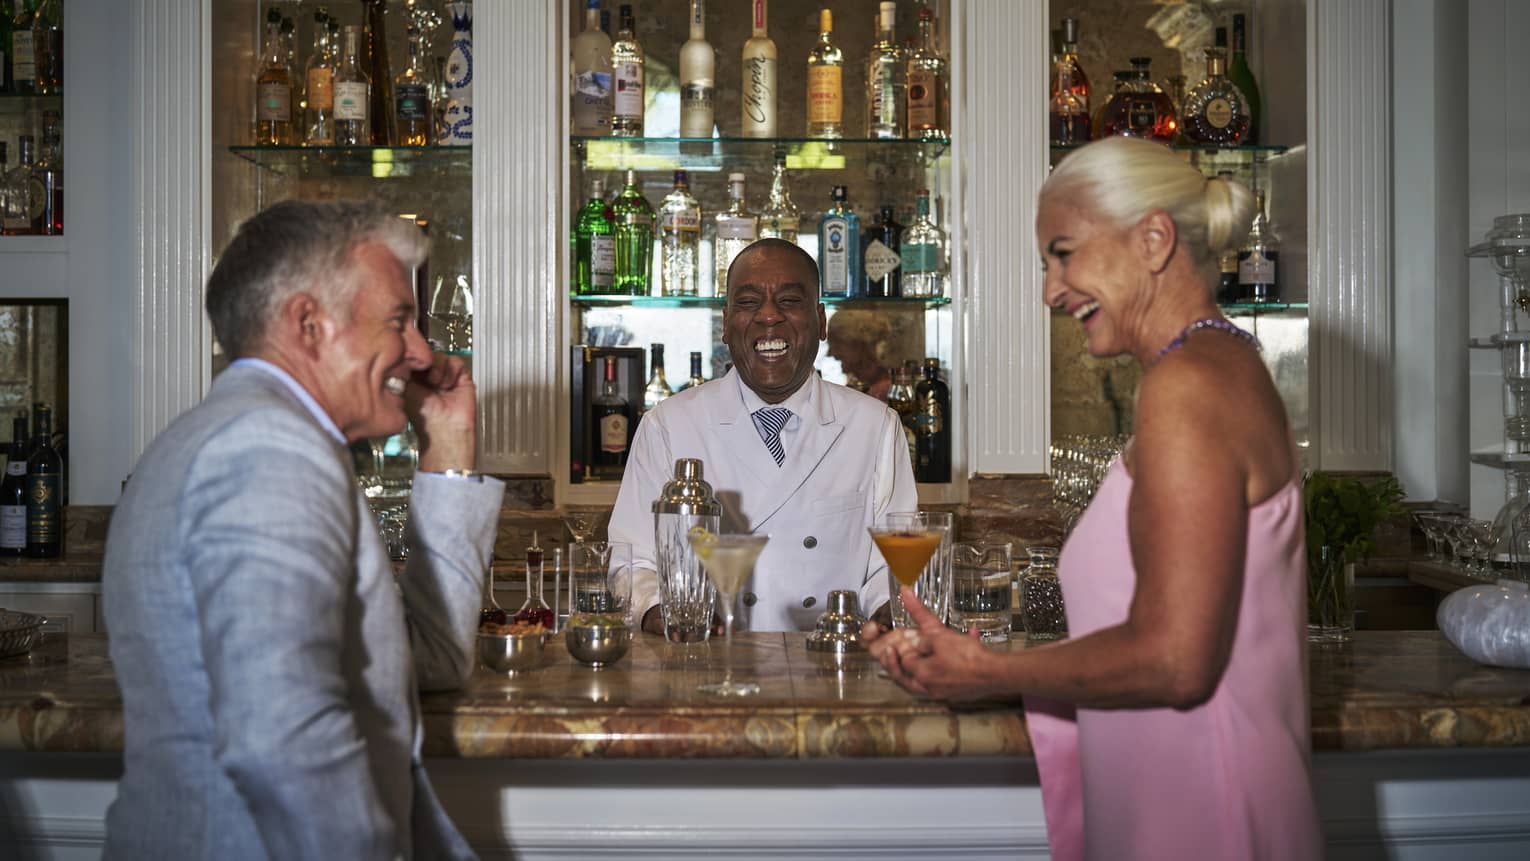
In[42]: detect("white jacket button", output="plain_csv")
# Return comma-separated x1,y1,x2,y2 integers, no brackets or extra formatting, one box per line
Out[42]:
742,592,758,606
801,595,817,609
803,536,818,549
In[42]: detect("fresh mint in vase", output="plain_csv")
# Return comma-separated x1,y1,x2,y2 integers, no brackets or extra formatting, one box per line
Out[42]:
1303,473,1405,644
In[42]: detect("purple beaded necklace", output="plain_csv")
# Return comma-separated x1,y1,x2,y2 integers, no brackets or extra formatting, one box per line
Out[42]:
1155,317,1261,362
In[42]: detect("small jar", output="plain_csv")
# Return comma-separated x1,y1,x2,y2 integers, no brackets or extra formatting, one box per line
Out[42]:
1022,546,1068,642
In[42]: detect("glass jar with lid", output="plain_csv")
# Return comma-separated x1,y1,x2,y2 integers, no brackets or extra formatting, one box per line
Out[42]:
1021,546,1068,641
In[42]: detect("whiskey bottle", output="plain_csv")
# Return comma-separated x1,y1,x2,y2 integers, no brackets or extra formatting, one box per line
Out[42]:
572,178,616,295
658,169,701,297
25,403,61,558
395,25,434,146
9,0,34,94
757,151,799,242
253,8,295,146
863,205,903,298
1238,189,1279,303
31,110,61,235
570,0,614,135
614,169,655,295
741,0,776,137
362,0,395,146
805,8,843,138
1228,13,1263,145
818,185,860,298
1180,46,1251,146
713,173,757,297
1,136,32,235
592,357,631,469
303,8,336,146
912,358,950,483
611,4,645,137
643,343,673,416
678,0,714,137
0,413,26,556
902,190,947,298
865,1,903,138
29,0,57,94
333,25,370,146
905,7,947,140
676,350,706,392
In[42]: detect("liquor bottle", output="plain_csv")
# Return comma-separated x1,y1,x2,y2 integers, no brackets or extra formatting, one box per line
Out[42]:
712,173,757,297
1238,189,1279,303
570,0,614,135
513,537,556,629
805,8,843,138
1228,13,1263,145
885,366,917,465
1,136,31,235
0,413,26,556
643,343,673,415
676,350,706,391
479,563,508,626
912,358,950,483
758,151,799,242
902,190,946,298
0,0,14,93
30,110,61,235
280,15,297,73
741,0,776,138
362,0,395,146
1101,58,1178,143
592,356,631,469
863,205,903,298
1180,46,1250,146
819,185,860,298
658,169,701,297
865,1,903,139
29,0,56,94
614,169,654,295
1049,30,1089,144
1214,171,1241,303
303,8,336,146
1050,17,1091,129
678,0,714,137
572,178,617,294
611,4,645,137
333,25,370,146
25,403,61,558
253,8,295,146
441,3,474,145
9,0,34,94
394,25,433,146
905,7,946,140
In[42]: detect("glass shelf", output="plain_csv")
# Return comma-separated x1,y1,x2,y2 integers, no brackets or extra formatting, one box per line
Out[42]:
227,145,472,178
571,135,951,173
1469,333,1530,350
1469,451,1530,471
1049,142,1290,172
1047,301,1305,319
0,91,62,115
572,294,952,309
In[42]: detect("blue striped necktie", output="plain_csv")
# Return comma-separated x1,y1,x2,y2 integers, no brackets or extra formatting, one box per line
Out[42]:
752,407,793,467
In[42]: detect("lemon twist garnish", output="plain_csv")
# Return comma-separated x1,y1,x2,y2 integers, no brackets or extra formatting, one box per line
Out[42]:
687,525,717,560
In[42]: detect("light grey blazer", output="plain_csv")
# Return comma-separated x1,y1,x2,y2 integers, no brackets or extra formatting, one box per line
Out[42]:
102,365,504,860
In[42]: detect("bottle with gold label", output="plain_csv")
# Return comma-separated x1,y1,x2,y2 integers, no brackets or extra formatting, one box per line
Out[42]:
805,8,842,138
253,8,294,146
1180,45,1251,146
303,8,336,146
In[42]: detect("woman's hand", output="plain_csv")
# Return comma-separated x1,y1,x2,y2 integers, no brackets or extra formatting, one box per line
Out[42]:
862,587,994,700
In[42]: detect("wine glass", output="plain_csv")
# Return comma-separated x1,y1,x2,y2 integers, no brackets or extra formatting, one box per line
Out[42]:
687,530,770,697
867,512,946,629
428,272,474,353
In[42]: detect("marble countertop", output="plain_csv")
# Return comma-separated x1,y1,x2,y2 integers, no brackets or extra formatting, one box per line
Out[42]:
4,631,1529,758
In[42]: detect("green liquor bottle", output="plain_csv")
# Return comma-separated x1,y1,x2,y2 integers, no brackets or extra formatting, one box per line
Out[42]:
613,169,654,295
571,178,616,295
1227,14,1263,145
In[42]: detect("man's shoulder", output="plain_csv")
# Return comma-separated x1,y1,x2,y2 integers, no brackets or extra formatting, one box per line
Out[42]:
138,371,337,478
815,376,898,423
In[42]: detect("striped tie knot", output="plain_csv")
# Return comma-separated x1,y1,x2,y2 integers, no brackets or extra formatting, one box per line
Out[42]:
752,407,793,467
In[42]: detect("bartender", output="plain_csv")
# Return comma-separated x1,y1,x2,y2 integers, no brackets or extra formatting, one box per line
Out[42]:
610,239,918,632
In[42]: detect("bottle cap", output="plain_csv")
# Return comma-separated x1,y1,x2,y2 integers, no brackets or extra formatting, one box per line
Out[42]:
729,172,746,183
1061,17,1079,44
820,9,832,31
590,178,606,197
673,169,688,185
832,185,847,200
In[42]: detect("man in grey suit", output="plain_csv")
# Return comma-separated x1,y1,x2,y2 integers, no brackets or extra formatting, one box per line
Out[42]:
102,200,503,859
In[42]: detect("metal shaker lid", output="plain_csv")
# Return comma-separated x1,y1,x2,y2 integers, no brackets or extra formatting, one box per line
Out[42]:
652,458,722,516
806,590,868,654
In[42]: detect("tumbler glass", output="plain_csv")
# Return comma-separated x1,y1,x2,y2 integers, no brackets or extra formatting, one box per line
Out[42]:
951,543,1014,642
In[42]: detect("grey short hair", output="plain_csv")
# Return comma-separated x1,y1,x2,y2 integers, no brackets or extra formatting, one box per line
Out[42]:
206,199,428,358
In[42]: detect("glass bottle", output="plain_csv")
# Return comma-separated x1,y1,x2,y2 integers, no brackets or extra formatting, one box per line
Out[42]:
1049,36,1090,144
643,343,673,416
31,110,61,236
280,15,297,72
1022,546,1068,641
1180,46,1251,145
0,144,10,232
2,0,22,94
1238,188,1279,303
713,173,757,297
865,1,903,138
570,0,614,135
333,25,370,146
303,9,336,146
613,169,654,295
676,350,706,392
912,357,950,482
1,136,32,235
885,366,918,465
758,152,800,242
611,4,645,137
29,0,57,94
253,8,295,146
1214,171,1241,303
441,3,474,146
514,535,556,629
741,0,776,137
905,7,947,140
394,24,434,146
25,403,61,558
572,178,616,295
593,356,631,469
658,169,701,297
1051,17,1091,119
679,0,715,138
479,563,508,626
805,8,843,138
362,0,394,146
863,205,903,298
0,413,26,556
1228,13,1263,145
902,190,947,298
1101,58,1177,143
819,185,860,298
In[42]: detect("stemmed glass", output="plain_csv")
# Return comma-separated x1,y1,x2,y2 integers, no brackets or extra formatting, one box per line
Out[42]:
1414,512,1447,563
563,508,608,545
428,273,474,354
867,512,946,629
1467,519,1501,578
687,530,770,697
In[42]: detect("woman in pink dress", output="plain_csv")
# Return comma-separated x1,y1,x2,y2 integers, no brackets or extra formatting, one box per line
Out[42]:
864,136,1323,860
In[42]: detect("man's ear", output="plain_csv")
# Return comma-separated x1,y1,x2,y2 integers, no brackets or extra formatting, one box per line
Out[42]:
1135,209,1178,274
279,292,329,355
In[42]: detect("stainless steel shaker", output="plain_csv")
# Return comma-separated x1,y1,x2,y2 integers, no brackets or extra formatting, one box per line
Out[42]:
653,458,722,643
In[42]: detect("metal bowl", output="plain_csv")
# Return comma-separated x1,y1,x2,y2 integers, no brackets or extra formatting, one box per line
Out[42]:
477,631,546,674
0,609,46,659
565,621,632,668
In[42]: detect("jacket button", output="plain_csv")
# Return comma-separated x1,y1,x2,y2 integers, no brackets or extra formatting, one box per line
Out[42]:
801,595,817,609
803,536,818,549
742,592,757,607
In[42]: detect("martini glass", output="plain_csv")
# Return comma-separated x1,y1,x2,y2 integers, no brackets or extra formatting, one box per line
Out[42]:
687,530,770,697
868,512,946,628
563,508,608,544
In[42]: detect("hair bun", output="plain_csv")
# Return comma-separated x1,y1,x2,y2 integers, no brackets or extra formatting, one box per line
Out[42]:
1204,175,1256,255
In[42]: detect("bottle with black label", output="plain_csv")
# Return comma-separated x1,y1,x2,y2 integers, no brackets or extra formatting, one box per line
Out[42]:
0,412,28,556
863,205,904,298
26,403,62,558
394,24,433,145
912,358,951,482
592,357,631,470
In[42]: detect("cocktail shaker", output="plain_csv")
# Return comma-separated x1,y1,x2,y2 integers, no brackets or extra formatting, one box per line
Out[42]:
653,458,722,642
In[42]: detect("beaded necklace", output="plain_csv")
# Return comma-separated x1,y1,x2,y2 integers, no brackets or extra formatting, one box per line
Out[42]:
1155,317,1261,362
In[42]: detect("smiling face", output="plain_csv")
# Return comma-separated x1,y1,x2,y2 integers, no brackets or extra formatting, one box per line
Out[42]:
722,242,827,404
1037,197,1153,359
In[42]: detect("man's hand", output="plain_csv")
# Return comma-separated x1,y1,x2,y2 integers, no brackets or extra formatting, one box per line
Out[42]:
406,353,477,472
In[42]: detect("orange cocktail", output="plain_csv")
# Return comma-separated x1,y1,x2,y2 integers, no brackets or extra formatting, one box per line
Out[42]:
872,530,944,587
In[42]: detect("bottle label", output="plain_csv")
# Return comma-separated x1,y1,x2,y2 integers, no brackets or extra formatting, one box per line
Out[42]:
680,82,714,136
1128,98,1157,133
807,65,843,124
914,397,944,435
716,215,757,241
907,69,937,129
869,60,898,129
821,216,848,293
599,412,629,454
903,241,938,274
591,235,616,286
334,81,369,121
26,473,60,545
28,176,47,222
12,34,34,81
864,239,902,281
572,70,614,133
0,504,23,550
307,68,335,111
6,461,25,477
1205,97,1233,129
614,62,644,117
1238,251,1276,286
662,210,702,233
396,83,430,121
257,82,291,123
742,56,776,134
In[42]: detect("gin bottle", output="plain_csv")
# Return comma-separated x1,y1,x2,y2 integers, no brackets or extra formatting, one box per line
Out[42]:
658,169,702,297
902,190,947,298
741,0,777,137
333,25,370,146
805,8,843,138
572,178,617,295
611,4,645,137
905,7,946,140
757,152,799,242
863,205,903,298
614,169,654,295
865,1,903,138
818,185,860,298
678,0,715,137
713,173,757,297
253,8,294,146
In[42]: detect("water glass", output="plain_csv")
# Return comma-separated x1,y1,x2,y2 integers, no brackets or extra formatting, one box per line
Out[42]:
1022,546,1068,641
567,541,633,627
950,543,1014,642
916,511,955,625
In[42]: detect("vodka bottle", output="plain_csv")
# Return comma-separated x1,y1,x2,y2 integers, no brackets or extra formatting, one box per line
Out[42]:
678,0,715,137
571,0,614,135
611,4,645,136
757,152,800,242
805,8,843,138
865,1,903,138
741,0,776,137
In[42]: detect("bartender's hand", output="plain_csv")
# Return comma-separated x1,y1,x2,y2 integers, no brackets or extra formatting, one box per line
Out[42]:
868,601,892,630
863,587,990,701
406,353,477,472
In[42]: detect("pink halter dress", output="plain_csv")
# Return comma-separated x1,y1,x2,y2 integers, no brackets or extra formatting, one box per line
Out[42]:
1024,457,1324,860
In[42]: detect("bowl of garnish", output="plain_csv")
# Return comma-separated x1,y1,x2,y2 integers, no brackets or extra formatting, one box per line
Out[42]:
477,620,549,674
565,613,632,668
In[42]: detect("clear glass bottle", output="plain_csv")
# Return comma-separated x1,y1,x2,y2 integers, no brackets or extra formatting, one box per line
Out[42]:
643,343,674,415
905,7,947,140
1051,17,1091,119
678,0,715,137
479,563,508,626
758,152,800,242
614,169,655,295
902,190,947,298
30,0,59,95
570,0,614,135
9,0,36,95
572,178,617,295
1228,13,1263,145
1,136,32,236
394,24,434,146
333,25,370,146
30,110,60,235
1022,546,1068,641
805,8,843,138
1049,26,1090,145
819,185,860,298
611,4,645,137
741,0,776,137
1180,46,1251,146
303,9,336,146
713,173,757,297
1237,189,1279,303
676,350,706,392
863,205,903,298
1101,58,1178,143
658,169,701,297
253,8,295,146
865,1,903,138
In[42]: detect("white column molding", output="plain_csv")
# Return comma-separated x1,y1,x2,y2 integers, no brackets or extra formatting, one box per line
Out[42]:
965,0,1051,475
131,0,211,465
475,1,559,475
1310,0,1393,471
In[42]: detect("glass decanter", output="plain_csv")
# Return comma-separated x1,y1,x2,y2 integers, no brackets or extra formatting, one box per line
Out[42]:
514,532,556,629
1100,58,1177,143
480,564,508,626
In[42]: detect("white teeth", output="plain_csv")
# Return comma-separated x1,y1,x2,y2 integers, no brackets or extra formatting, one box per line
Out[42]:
1072,301,1100,321
755,338,788,353
385,377,406,395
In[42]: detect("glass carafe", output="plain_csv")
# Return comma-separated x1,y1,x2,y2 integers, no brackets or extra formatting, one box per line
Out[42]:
514,534,556,629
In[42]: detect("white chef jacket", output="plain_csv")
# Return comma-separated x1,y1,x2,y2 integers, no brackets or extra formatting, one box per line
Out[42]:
609,369,918,631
